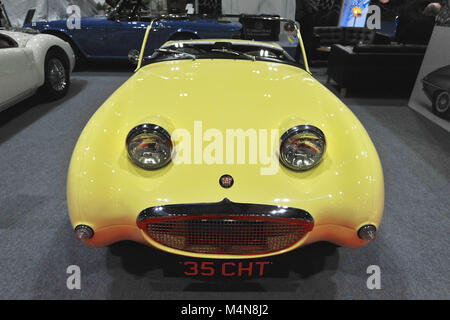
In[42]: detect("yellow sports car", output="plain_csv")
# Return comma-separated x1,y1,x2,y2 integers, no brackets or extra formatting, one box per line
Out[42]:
67,20,384,259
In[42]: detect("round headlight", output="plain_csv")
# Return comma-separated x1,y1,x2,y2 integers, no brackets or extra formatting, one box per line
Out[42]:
126,124,172,170
280,125,326,171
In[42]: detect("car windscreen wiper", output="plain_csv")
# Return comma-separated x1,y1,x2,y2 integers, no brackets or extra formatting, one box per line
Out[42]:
210,48,256,61
155,48,196,60
178,44,208,53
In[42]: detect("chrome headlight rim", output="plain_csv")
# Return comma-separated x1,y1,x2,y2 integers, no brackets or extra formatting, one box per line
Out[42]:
126,123,173,170
279,124,326,171
74,225,94,240
358,224,377,241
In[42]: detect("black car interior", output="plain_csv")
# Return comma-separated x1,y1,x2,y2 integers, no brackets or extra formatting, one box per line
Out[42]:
0,34,18,49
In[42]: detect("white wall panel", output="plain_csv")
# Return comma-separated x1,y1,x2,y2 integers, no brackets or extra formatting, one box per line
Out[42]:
3,0,98,26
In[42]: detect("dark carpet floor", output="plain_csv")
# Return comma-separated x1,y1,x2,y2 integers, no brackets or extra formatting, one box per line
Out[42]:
0,67,449,299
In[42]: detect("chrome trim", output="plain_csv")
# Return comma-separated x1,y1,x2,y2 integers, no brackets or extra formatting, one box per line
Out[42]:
279,125,327,171
137,198,314,223
280,124,326,142
126,123,173,170
358,225,377,241
48,58,67,92
126,123,171,144
74,225,94,240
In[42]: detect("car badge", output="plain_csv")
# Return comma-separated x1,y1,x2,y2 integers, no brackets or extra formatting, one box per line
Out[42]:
219,174,234,188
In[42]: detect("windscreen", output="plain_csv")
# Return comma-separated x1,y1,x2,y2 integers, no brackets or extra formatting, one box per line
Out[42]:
0,3,11,28
142,41,297,67
136,15,308,71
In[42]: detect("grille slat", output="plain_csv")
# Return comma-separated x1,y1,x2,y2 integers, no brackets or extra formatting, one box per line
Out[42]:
141,215,312,255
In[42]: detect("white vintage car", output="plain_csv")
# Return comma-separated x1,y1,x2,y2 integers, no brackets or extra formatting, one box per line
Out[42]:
0,2,75,112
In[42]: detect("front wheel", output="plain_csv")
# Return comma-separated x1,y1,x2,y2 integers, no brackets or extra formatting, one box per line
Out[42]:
432,90,450,118
40,49,70,101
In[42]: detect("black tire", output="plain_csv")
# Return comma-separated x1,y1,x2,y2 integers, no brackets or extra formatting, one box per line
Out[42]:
40,48,71,101
432,90,450,118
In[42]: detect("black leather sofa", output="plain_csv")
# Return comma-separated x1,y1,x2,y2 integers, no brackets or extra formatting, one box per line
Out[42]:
312,27,379,60
327,43,427,97
314,26,377,46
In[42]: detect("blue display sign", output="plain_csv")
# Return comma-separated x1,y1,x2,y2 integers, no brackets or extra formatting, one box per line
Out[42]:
339,0,371,27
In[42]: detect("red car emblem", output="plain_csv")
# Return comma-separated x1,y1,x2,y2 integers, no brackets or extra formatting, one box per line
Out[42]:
219,175,234,188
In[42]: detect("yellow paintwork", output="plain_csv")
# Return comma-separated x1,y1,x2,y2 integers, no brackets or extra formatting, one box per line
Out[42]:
295,26,310,73
67,48,384,259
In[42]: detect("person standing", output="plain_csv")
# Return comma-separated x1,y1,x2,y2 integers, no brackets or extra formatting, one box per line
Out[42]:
396,0,442,44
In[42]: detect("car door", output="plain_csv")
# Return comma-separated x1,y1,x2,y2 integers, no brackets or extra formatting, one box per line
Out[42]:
66,17,113,58
106,20,149,58
0,33,35,109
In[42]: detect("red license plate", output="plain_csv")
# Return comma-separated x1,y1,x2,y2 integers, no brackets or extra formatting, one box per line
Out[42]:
182,261,271,277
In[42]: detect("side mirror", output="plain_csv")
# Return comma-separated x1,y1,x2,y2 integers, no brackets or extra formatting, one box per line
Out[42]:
284,22,296,33
128,49,140,65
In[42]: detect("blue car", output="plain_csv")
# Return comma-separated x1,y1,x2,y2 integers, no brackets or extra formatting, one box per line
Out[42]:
25,0,241,63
